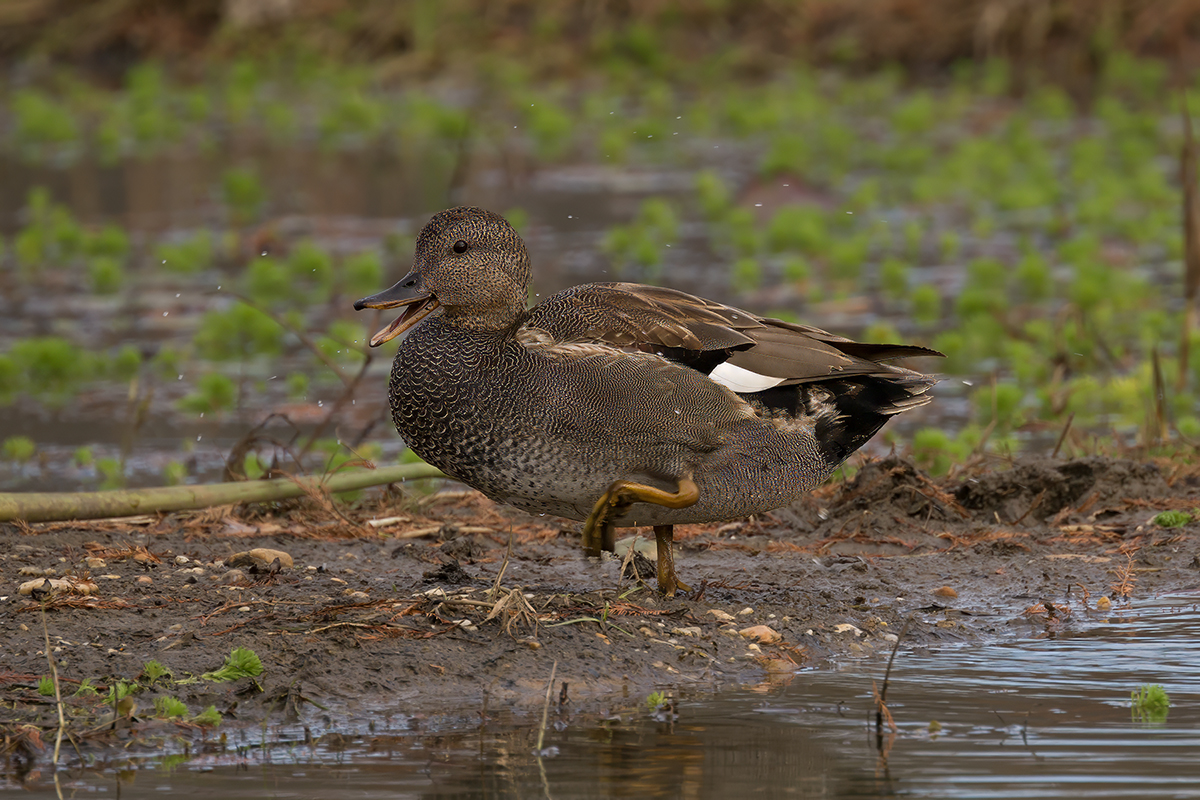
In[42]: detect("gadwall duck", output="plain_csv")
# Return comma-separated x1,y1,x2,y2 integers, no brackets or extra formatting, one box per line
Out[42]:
356,206,941,595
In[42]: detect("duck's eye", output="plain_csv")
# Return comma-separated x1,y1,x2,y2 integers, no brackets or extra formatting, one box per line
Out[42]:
452,240,469,254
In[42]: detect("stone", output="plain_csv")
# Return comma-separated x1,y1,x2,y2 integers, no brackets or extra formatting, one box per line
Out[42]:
738,625,782,644
226,548,293,572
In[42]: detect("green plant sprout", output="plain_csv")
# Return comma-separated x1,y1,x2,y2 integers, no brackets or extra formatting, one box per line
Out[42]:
140,660,173,684
154,696,188,719
106,679,137,706
1152,511,1193,528
1131,684,1170,723
191,705,223,727
200,647,263,682
2,436,36,464
178,373,237,415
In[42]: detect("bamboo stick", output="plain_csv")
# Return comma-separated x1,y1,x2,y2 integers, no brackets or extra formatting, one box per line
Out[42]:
0,463,445,523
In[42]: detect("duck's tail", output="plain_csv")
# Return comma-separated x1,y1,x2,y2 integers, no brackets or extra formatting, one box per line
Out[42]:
798,366,937,468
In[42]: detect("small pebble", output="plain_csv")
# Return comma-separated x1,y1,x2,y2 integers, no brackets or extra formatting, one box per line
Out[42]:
136,576,153,585
174,555,190,565
739,625,782,644
933,585,958,599
706,609,736,622
219,569,247,585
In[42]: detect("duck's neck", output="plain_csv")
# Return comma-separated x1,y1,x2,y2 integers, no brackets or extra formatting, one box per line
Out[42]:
440,297,526,331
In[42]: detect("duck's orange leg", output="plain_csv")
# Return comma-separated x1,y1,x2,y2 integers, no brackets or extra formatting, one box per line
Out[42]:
580,476,699,596
652,525,692,597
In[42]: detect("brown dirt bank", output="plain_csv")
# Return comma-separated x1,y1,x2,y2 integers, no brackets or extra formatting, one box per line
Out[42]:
2,454,1199,751
5,0,1200,84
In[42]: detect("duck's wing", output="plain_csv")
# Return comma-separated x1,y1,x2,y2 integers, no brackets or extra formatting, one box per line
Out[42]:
523,282,942,391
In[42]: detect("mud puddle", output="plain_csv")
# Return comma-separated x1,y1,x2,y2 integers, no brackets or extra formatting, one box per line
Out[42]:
5,595,1199,799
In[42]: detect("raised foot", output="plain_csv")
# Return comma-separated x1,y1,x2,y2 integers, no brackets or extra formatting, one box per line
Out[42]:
580,475,699,559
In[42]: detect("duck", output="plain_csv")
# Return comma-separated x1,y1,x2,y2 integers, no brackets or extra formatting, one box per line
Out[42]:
356,206,941,596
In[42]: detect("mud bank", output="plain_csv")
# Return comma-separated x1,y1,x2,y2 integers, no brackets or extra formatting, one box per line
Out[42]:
2,455,1199,751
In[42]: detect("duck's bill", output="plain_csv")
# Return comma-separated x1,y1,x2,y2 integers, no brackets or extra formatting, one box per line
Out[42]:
355,278,441,346
361,296,440,346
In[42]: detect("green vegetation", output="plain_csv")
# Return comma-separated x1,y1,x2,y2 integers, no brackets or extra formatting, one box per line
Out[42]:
200,647,263,683
2,436,36,464
140,659,173,684
153,696,188,719
602,198,680,282
1152,511,1194,528
644,690,668,710
178,373,238,415
27,650,259,738
0,41,1197,490
1131,684,1170,723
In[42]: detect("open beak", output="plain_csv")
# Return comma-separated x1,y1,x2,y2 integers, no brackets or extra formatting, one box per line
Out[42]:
354,270,441,347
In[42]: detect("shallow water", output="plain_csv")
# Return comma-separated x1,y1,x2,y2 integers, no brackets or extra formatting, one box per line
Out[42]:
7,595,1199,799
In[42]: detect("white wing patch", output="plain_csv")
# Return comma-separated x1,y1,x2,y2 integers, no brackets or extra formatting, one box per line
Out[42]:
708,362,786,393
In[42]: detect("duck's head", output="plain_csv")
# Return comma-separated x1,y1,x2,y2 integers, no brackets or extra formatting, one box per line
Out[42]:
355,206,531,345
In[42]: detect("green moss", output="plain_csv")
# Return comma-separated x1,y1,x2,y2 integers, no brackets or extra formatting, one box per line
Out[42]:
2,436,36,464
73,446,94,467
178,373,238,414
194,304,283,360
155,231,214,275
911,284,942,325
766,206,827,254
695,170,732,220
286,372,309,400
96,457,124,490
1152,511,1193,528
973,382,1026,431
244,256,292,305
11,90,80,156
163,460,188,486
781,255,811,284
221,168,267,225
288,241,334,290
731,257,762,291
879,257,909,301
912,428,967,475
0,356,19,405
87,256,124,294
9,337,86,407
342,251,383,298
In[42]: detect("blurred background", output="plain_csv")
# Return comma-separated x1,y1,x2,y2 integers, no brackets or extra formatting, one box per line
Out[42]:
0,0,1197,493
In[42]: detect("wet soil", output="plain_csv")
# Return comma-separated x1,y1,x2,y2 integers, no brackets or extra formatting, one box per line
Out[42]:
2,455,1199,752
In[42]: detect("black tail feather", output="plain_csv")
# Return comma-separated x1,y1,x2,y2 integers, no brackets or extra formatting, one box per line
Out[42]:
753,368,936,468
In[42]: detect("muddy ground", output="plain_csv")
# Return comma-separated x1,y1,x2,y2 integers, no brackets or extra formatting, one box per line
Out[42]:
3,454,1199,760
